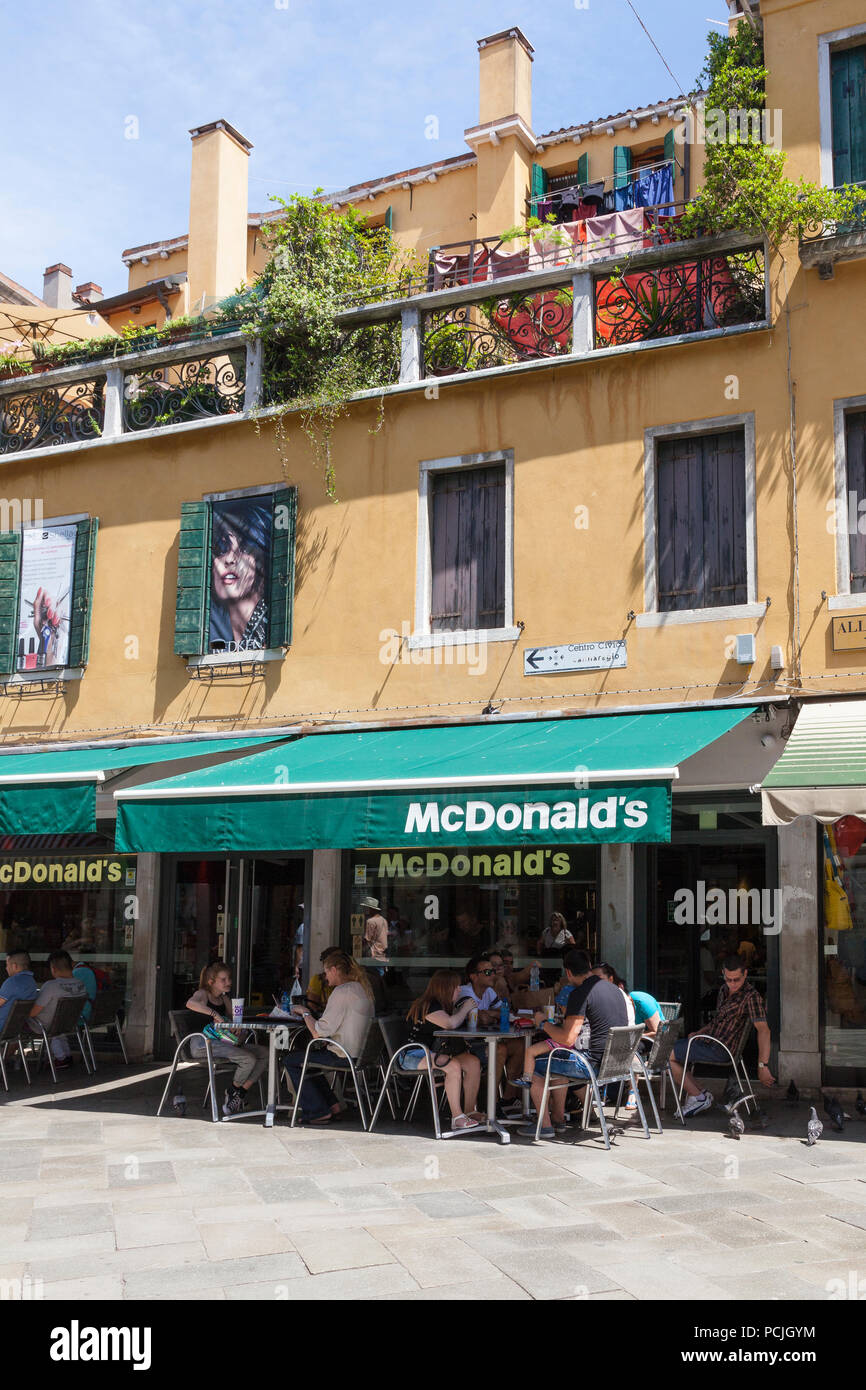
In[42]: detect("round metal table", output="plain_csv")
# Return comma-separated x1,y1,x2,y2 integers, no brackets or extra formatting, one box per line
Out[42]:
214,1016,307,1126
433,1026,527,1144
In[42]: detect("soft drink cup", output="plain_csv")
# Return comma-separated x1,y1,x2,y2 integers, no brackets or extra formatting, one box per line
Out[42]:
546,1004,556,1022
231,997,244,1025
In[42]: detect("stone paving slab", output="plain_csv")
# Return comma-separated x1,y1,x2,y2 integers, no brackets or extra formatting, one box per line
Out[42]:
3,1068,866,1302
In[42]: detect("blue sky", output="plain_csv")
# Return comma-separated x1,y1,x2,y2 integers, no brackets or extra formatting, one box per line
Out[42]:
2,0,725,298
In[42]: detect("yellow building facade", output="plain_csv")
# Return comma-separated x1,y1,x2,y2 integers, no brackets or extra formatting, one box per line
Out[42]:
0,4,864,1090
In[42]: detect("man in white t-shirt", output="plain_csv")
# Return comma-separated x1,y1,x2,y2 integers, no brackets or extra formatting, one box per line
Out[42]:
456,955,501,1027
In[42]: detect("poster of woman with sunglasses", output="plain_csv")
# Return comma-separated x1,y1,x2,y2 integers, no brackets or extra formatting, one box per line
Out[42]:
208,496,271,653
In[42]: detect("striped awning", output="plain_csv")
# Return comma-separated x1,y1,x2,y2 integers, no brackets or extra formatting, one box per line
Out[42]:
761,700,866,824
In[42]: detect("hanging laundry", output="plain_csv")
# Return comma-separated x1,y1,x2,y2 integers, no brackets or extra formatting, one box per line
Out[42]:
582,208,645,263
578,180,605,207
634,163,675,215
614,182,636,212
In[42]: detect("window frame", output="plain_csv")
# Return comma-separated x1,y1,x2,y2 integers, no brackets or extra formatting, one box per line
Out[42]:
183,481,292,668
411,449,518,651
3,510,92,683
829,394,866,610
818,24,866,188
637,413,761,628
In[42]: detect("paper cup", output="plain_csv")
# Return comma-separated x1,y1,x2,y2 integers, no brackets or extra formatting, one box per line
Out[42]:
231,997,244,1025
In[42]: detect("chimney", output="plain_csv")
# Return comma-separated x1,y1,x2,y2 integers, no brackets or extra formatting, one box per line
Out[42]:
187,119,252,313
73,282,103,305
477,27,533,127
42,263,74,309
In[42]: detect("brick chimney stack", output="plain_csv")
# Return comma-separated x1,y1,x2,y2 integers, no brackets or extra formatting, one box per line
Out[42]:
73,282,104,305
187,119,252,313
42,263,74,309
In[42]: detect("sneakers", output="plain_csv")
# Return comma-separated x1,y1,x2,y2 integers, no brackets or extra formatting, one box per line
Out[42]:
518,1123,555,1140
552,1118,568,1133
222,1086,247,1117
682,1089,714,1118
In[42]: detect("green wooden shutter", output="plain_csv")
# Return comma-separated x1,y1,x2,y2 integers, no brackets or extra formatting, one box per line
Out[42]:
384,204,393,231
663,127,676,164
268,486,297,649
576,152,589,185
174,502,210,656
0,531,22,675
529,162,549,217
831,45,866,187
67,517,98,669
613,145,632,190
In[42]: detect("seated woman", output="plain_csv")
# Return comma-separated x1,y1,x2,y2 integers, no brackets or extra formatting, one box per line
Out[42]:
186,961,269,1117
403,970,484,1131
285,951,375,1125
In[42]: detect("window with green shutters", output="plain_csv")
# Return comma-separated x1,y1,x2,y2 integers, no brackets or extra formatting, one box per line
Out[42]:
613,145,632,192
173,487,298,658
576,152,589,186
0,518,98,675
529,162,549,217
831,44,866,187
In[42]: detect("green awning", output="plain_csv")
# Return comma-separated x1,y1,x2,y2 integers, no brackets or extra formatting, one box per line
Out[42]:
0,735,289,837
762,700,866,824
115,708,754,853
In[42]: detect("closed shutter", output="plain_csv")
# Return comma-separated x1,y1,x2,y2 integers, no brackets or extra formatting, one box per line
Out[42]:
613,145,632,190
831,45,866,187
384,205,393,231
67,517,99,668
269,486,297,648
0,531,21,675
174,502,210,656
530,162,549,217
847,411,866,593
430,466,505,631
576,152,589,185
657,430,746,612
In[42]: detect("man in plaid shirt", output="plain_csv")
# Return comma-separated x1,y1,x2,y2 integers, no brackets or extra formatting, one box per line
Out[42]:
669,954,776,1117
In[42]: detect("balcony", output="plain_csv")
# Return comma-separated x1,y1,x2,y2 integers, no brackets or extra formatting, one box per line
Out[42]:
799,180,866,279
0,228,768,458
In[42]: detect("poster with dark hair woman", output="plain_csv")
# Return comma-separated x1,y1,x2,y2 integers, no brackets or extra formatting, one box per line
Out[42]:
209,496,271,652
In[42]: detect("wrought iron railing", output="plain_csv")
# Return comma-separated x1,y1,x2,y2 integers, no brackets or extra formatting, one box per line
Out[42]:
800,180,866,241
593,246,766,349
122,348,245,432
424,287,574,375
0,378,105,456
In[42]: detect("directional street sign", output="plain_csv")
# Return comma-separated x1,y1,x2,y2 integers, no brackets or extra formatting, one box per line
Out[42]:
523,640,627,675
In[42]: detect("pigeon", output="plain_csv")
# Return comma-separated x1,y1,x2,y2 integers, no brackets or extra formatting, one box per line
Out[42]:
806,1107,823,1145
729,1111,745,1140
856,1091,866,1117
608,1125,625,1141
824,1095,845,1132
786,1079,799,1106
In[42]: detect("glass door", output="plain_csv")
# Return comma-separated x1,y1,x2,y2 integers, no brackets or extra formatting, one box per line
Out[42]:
237,856,306,1010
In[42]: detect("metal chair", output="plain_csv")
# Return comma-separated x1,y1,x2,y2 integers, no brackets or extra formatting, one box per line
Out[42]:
158,1010,224,1123
78,988,128,1070
29,996,92,1083
533,1024,649,1148
0,998,35,1090
369,1041,450,1139
657,1001,682,1021
625,1017,684,1129
288,1021,375,1130
677,1021,757,1116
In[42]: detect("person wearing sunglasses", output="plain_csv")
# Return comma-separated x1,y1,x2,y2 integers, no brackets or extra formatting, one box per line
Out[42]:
456,955,501,1026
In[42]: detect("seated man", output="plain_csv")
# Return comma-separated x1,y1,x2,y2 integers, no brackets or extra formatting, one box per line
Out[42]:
28,950,87,1069
668,953,776,1117
305,946,341,1017
0,951,38,1030
456,955,500,1025
519,949,628,1139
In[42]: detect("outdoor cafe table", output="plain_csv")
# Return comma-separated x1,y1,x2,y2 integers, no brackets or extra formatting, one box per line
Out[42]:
215,1016,307,1127
434,1026,530,1145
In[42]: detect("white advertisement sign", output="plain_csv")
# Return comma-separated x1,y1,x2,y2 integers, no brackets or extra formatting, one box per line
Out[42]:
16,525,76,671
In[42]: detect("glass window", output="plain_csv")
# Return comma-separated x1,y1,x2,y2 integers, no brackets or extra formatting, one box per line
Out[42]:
822,819,866,1079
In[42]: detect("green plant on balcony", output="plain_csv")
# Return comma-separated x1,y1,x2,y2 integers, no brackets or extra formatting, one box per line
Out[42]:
679,26,866,245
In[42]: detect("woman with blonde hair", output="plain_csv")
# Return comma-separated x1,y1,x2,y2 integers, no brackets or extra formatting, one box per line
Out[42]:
186,960,268,1116
540,912,575,952
404,970,483,1130
286,950,375,1125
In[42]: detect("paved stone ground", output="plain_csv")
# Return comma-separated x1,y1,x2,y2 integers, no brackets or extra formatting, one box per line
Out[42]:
1,1063,865,1302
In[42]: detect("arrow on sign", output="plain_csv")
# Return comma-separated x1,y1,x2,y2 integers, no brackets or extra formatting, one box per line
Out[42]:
525,648,543,670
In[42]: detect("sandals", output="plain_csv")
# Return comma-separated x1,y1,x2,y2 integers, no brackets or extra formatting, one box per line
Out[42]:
452,1113,479,1130
512,1074,533,1088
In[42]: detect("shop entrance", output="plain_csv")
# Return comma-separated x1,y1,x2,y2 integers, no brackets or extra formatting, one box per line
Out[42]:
647,798,779,1045
156,854,306,1056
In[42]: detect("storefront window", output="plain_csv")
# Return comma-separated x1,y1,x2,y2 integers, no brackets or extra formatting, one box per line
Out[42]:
349,844,598,997
0,843,136,1003
822,819,866,1079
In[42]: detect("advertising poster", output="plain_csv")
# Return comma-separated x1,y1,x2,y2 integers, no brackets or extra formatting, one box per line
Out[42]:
16,524,76,671
208,495,272,653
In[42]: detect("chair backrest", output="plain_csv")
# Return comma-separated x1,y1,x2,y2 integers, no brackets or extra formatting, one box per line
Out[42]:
644,1016,683,1071
169,1009,205,1045
362,967,388,1014
43,994,88,1038
87,988,125,1028
657,1001,682,1021
0,997,36,1040
355,1018,385,1068
378,1013,409,1059
595,1024,646,1085
730,1020,752,1064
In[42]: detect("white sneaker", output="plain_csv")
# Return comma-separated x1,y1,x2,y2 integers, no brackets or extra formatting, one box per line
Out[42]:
682,1089,714,1118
